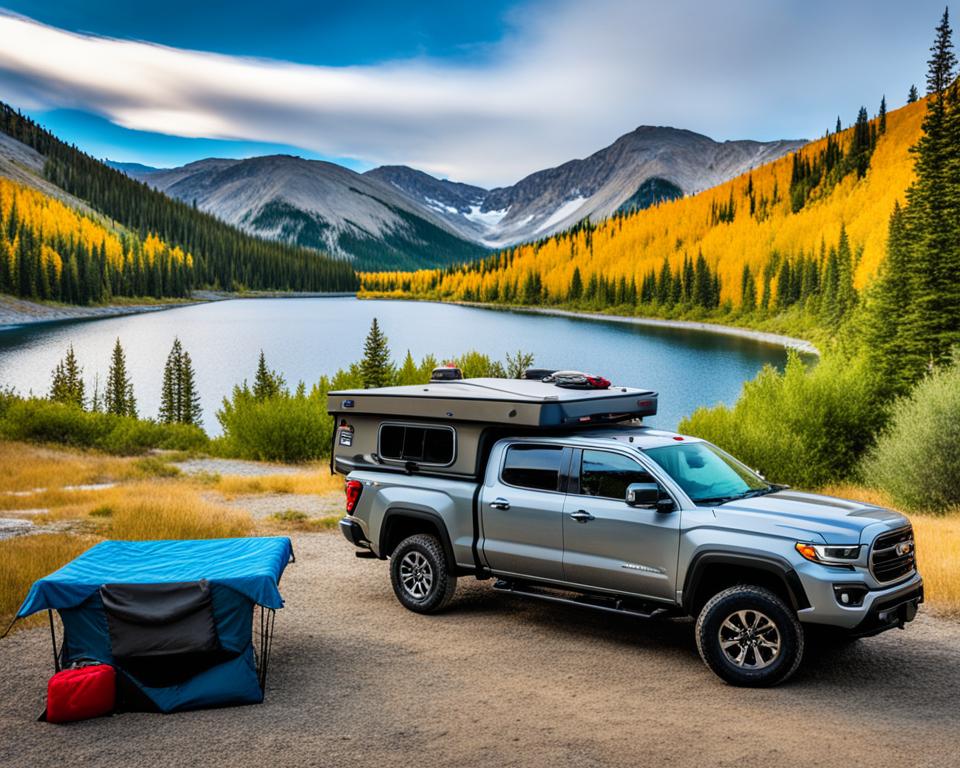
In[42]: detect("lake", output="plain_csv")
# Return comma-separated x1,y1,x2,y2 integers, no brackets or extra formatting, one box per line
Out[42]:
0,298,793,434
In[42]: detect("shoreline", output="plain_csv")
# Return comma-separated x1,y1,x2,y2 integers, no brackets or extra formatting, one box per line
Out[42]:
3,291,819,356
450,301,821,356
0,291,355,330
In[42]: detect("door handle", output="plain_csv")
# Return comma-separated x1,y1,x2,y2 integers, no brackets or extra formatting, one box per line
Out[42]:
569,510,595,523
489,498,511,511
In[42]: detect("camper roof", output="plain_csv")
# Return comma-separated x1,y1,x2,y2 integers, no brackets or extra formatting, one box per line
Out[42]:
328,378,658,427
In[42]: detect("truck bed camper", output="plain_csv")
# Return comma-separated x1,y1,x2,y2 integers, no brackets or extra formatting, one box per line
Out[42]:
327,368,658,479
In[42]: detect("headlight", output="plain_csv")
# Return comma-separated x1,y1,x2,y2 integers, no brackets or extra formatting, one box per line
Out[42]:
795,542,861,565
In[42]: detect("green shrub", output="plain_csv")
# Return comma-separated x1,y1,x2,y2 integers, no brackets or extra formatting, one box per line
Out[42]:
861,356,960,513
679,352,885,489
215,386,331,463
0,397,208,455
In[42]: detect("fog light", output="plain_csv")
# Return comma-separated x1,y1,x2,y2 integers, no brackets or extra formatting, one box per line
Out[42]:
833,584,867,607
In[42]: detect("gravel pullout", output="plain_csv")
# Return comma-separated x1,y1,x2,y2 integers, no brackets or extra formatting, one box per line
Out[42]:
1,533,956,768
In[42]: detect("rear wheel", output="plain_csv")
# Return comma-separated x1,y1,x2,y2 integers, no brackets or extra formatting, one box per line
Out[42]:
695,585,804,687
390,534,457,614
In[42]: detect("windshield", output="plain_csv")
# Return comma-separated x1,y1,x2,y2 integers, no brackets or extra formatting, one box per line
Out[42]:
644,442,771,504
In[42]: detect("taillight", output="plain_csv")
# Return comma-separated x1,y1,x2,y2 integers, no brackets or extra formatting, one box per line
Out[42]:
345,480,363,515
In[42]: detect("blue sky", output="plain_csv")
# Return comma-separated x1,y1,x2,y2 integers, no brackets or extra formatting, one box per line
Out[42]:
0,1,949,185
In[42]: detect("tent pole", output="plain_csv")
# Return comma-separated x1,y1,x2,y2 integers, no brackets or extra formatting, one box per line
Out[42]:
47,610,61,673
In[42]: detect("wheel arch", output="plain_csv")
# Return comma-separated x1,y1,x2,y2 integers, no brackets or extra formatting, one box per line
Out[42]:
379,508,458,573
682,551,810,617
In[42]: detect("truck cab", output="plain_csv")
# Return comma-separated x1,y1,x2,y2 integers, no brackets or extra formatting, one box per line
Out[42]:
330,371,922,687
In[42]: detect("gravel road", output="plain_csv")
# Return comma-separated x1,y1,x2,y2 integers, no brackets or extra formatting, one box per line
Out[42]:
1,533,957,768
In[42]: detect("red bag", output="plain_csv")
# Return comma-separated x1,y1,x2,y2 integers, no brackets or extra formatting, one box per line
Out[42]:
46,664,116,723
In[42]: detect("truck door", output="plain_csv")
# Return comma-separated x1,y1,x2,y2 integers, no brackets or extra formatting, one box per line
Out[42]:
562,448,680,601
480,443,569,582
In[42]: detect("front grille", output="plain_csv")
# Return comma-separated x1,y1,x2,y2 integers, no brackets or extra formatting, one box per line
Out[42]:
870,526,916,584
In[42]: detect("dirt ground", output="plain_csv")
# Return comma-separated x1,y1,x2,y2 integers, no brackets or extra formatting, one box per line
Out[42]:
1,532,957,768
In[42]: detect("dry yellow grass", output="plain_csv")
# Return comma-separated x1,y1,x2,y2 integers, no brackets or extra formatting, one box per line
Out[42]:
0,443,255,632
822,485,960,618
0,534,97,629
103,483,252,540
0,442,179,511
214,470,343,499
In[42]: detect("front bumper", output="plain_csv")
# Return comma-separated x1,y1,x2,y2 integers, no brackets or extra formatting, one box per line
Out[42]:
848,583,924,637
797,568,923,630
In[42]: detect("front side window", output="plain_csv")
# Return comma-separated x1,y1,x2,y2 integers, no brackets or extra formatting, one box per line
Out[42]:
379,424,455,465
580,449,655,500
645,442,769,504
502,445,564,492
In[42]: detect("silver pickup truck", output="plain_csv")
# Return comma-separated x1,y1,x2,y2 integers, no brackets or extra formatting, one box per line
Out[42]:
330,371,922,687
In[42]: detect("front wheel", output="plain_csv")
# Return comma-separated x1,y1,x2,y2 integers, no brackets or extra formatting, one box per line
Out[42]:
390,534,457,614
695,585,804,687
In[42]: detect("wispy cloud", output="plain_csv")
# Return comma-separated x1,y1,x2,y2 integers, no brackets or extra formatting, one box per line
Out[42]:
0,1,936,186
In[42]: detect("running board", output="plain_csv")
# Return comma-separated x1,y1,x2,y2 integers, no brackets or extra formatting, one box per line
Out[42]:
492,579,669,620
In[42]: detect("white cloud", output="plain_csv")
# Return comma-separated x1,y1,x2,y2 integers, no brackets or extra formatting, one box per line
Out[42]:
0,1,939,186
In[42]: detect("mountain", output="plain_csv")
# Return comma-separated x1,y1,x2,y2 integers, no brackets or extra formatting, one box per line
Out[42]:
360,98,926,330
366,127,806,247
122,156,488,271
0,102,358,297
106,160,159,175
119,126,803,268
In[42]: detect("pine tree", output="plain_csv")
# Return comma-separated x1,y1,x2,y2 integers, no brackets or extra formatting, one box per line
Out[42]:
902,9,960,369
159,338,184,423
49,344,84,408
879,95,887,133
104,338,136,417
90,373,102,413
568,266,583,301
908,84,919,103
158,338,202,425
926,8,957,96
360,318,393,389
252,350,285,400
740,265,757,312
864,203,922,392
396,350,421,386
180,351,202,426
835,115,842,133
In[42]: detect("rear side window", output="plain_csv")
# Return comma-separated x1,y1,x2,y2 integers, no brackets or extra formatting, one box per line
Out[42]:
502,445,564,492
379,424,455,466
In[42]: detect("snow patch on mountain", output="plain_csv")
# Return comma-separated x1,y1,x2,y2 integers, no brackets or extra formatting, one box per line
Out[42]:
537,196,587,232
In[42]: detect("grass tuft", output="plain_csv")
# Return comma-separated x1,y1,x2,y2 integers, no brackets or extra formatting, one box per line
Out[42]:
0,534,97,629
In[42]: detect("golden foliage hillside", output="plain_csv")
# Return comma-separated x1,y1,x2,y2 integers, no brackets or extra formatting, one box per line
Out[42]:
0,176,191,281
360,99,926,308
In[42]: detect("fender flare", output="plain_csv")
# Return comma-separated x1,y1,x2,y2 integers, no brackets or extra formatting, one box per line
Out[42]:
379,508,458,572
682,551,810,613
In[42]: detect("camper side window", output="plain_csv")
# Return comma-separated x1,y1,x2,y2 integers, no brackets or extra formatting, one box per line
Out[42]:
378,424,456,466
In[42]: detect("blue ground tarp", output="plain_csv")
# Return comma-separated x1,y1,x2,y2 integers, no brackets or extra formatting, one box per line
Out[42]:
17,537,294,714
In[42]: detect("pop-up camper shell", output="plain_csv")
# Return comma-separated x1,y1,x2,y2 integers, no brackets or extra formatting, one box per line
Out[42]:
328,377,658,478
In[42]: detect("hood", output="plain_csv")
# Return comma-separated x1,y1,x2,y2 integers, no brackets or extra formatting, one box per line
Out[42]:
714,490,908,545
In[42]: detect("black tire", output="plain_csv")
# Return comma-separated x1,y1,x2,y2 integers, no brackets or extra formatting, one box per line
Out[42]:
389,534,457,614
695,585,804,687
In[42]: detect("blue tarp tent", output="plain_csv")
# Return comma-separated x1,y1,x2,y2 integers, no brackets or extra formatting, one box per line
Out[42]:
16,537,294,714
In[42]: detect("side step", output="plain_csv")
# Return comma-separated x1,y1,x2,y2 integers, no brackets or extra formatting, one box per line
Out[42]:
492,579,669,620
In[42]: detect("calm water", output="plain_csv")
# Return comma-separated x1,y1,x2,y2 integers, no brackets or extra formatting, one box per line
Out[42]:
0,298,791,434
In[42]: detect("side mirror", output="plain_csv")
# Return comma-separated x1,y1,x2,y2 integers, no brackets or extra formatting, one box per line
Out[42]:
626,483,674,512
